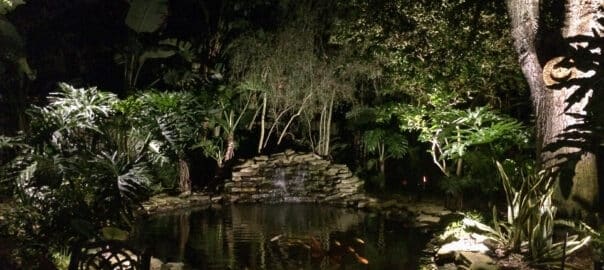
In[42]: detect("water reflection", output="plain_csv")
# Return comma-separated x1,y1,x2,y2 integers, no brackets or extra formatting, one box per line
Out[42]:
131,204,428,270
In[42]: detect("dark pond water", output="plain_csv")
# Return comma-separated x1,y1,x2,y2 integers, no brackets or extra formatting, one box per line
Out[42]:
131,204,430,270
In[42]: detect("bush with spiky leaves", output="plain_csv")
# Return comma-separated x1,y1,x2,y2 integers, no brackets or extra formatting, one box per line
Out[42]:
461,161,591,268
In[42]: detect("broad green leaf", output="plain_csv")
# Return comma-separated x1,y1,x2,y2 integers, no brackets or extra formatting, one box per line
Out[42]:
101,226,130,241
125,0,169,33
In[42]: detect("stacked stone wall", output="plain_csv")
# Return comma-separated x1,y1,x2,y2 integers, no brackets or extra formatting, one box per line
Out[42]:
225,150,365,205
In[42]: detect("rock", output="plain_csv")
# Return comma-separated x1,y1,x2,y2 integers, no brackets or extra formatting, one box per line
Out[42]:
435,249,457,265
254,155,269,161
211,196,223,203
436,240,490,265
223,182,234,189
331,164,348,170
380,199,398,209
189,195,210,204
416,214,440,225
337,172,353,178
293,153,316,162
161,262,189,270
482,238,502,252
270,152,286,159
150,257,163,270
240,187,257,193
232,160,255,170
325,168,340,176
338,187,358,194
357,201,369,209
456,251,498,270
324,194,344,201
439,263,458,270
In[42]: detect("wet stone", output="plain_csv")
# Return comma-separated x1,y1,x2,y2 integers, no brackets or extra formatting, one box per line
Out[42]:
254,155,269,161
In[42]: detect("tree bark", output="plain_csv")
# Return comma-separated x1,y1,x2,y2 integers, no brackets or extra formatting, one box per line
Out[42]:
224,133,235,165
257,92,267,153
507,0,600,216
179,158,191,194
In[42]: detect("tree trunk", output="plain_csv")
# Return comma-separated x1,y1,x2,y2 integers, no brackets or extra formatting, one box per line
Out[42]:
224,133,235,164
507,0,600,216
258,92,267,153
179,158,191,194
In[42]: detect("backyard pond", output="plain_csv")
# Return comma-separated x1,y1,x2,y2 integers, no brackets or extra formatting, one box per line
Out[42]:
131,204,431,270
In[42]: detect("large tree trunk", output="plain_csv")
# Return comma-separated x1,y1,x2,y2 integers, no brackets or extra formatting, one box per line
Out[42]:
507,0,600,217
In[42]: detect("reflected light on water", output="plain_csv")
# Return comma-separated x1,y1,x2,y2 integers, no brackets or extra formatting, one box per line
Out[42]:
131,204,430,269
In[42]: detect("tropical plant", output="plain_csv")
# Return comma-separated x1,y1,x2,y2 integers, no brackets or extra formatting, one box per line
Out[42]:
0,0,24,15
361,128,408,176
389,96,528,178
125,0,168,34
121,90,208,194
462,161,591,268
208,84,255,164
0,11,35,80
158,39,206,89
0,84,153,265
116,0,175,90
192,136,225,168
577,222,604,264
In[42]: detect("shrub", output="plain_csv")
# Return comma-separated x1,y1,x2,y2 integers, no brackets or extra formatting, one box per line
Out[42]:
461,161,590,268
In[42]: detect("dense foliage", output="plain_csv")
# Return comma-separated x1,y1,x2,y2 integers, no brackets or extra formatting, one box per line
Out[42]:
6,0,601,268
0,84,150,265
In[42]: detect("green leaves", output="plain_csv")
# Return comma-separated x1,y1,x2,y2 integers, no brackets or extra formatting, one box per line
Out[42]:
192,137,225,167
130,91,205,159
388,94,528,177
460,161,592,268
331,0,524,104
362,128,408,160
125,0,169,33
1,84,155,246
0,0,24,15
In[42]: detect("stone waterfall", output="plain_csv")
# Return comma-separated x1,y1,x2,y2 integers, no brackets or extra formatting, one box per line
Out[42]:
224,150,366,205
